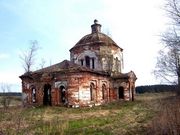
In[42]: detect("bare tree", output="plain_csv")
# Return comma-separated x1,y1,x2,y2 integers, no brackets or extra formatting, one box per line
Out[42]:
155,0,180,95
39,58,46,69
154,47,179,84
20,40,39,73
165,0,180,25
0,83,11,110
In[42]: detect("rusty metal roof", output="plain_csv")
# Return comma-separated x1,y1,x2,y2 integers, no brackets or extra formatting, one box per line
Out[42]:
70,20,123,51
20,60,136,81
20,60,110,78
112,71,137,80
70,32,122,51
33,60,91,73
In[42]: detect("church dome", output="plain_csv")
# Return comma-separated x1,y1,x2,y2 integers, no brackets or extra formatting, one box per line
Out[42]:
70,20,122,51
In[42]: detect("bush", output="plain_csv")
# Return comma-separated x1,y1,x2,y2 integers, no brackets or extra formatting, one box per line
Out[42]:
0,96,11,109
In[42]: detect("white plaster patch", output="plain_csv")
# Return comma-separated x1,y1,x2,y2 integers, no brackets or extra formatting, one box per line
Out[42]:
72,92,79,99
55,81,67,88
79,89,90,100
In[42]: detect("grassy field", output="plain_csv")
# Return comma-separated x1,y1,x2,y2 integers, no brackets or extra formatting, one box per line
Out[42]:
0,92,179,135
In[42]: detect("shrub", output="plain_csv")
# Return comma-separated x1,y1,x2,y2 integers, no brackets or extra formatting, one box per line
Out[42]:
0,96,11,109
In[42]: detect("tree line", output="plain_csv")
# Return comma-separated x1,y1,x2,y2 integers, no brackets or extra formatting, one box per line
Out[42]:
0,92,21,96
136,85,177,94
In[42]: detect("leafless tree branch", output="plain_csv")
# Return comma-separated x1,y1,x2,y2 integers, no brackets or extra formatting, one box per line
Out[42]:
20,40,39,73
155,0,180,95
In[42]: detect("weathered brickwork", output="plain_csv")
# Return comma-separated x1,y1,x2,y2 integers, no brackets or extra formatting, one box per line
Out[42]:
20,20,137,107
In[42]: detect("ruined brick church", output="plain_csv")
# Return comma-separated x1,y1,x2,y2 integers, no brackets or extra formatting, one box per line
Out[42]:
20,20,137,107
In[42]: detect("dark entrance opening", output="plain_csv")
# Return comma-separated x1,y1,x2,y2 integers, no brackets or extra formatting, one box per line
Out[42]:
43,84,51,105
118,86,124,99
59,86,66,104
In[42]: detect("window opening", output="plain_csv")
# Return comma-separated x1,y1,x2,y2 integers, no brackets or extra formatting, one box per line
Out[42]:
81,59,84,66
90,83,95,101
32,87,36,103
92,58,95,69
85,56,90,68
102,84,106,100
59,85,66,104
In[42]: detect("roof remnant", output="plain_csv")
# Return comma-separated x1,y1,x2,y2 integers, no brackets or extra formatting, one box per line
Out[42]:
70,20,122,51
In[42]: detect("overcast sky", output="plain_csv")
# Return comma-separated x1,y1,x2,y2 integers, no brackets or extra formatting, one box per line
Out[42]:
0,0,168,92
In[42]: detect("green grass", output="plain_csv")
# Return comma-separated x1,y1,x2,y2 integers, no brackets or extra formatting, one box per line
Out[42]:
0,92,177,135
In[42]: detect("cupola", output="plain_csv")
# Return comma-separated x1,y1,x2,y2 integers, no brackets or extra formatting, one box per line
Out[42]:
91,19,101,33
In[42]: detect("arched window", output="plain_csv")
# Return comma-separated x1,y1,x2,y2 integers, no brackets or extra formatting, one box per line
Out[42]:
102,58,106,70
85,56,90,68
59,85,66,104
81,59,84,66
102,84,106,100
90,83,95,101
92,58,95,69
32,87,36,103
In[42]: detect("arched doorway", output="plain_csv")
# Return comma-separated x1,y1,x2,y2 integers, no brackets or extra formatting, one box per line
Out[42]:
43,84,51,105
59,85,66,104
118,86,124,99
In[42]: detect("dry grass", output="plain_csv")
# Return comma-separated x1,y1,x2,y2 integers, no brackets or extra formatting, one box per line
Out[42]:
0,92,179,135
147,95,180,135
